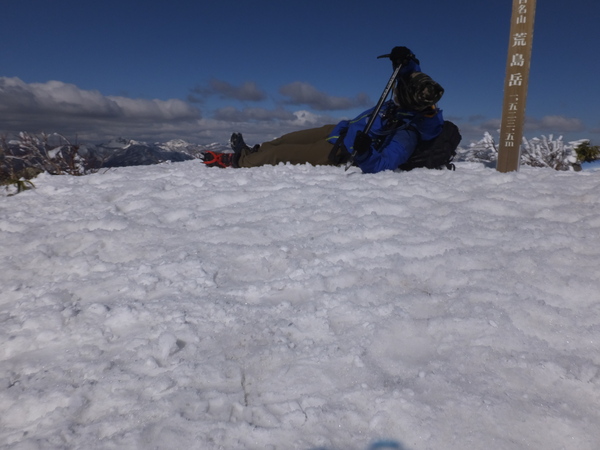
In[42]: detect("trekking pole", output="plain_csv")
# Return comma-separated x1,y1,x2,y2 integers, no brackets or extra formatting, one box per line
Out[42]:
344,61,403,171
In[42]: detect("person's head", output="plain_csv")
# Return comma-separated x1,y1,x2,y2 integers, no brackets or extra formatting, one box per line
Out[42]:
394,72,444,111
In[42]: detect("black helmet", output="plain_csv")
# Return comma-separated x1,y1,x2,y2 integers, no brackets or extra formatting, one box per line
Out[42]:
394,72,444,110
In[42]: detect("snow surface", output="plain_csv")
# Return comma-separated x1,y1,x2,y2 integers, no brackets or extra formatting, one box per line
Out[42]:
1,161,600,450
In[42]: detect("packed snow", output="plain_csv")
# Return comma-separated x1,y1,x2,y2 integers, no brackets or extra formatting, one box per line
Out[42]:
1,160,599,450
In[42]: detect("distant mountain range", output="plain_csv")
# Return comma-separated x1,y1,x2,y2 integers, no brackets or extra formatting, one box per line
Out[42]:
80,138,230,168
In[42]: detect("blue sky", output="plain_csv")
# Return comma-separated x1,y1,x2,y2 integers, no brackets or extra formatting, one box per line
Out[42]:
1,0,598,146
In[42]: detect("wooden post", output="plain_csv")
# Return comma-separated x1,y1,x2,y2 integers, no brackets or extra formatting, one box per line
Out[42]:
497,0,537,172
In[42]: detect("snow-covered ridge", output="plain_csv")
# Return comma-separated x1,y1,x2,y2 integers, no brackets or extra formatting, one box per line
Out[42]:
2,131,597,190
1,134,230,178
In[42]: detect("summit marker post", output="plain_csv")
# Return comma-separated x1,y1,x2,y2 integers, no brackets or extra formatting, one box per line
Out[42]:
497,0,537,172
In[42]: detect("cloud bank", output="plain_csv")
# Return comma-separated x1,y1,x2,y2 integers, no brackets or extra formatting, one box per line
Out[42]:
527,115,585,133
451,113,591,145
1,76,593,146
279,81,371,111
0,77,346,144
188,79,267,103
0,77,202,142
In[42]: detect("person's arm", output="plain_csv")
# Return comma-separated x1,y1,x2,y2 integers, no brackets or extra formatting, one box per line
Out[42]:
353,128,419,173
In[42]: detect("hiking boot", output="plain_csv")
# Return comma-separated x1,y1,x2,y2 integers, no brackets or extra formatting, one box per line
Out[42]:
230,132,250,153
201,151,234,168
231,132,260,155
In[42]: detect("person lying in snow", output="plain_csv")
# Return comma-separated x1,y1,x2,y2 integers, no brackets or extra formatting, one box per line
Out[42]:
201,46,445,174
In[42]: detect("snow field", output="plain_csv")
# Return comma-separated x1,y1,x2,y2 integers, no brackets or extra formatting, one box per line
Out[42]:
1,161,599,449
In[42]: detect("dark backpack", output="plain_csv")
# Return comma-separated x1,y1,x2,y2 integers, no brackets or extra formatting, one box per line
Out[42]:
398,120,462,171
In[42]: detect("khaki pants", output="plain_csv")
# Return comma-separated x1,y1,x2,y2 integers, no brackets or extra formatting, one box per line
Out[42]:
238,125,336,168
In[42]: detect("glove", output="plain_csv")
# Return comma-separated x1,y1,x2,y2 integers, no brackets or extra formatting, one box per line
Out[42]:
378,46,418,69
390,47,413,66
353,131,372,155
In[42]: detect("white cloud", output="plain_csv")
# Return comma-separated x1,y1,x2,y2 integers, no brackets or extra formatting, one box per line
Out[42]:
449,114,590,145
188,79,267,103
213,106,296,123
530,115,585,133
279,81,371,111
290,110,326,127
107,96,199,120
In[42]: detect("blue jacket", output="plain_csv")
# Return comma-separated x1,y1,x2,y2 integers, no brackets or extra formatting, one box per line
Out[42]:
327,59,444,173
